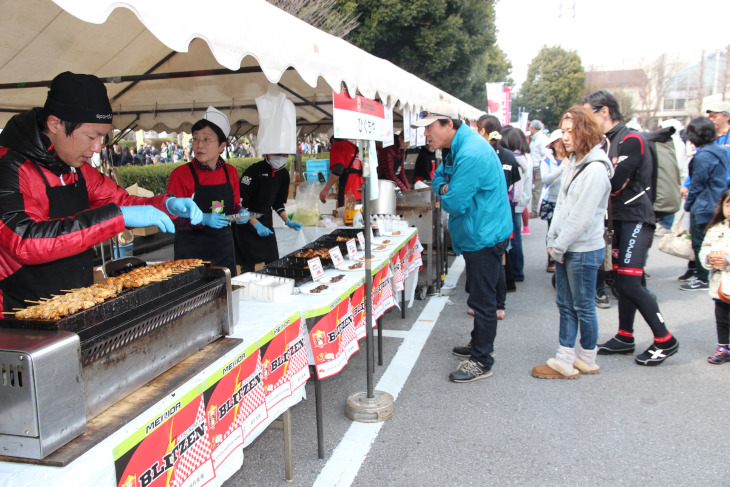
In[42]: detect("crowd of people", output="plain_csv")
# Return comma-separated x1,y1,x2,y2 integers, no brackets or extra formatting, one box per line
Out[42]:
105,138,257,167
416,90,730,383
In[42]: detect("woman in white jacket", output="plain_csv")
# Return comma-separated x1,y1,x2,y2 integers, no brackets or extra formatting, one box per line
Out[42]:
539,129,566,272
532,106,613,379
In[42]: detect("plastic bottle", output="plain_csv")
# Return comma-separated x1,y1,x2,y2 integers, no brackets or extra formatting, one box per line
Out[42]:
344,190,356,225
293,170,301,183
352,204,364,228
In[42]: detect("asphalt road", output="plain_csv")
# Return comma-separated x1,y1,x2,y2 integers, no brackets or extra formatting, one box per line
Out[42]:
171,218,726,487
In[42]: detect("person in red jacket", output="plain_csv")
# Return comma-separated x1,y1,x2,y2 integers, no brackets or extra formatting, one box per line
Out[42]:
319,138,363,206
0,72,202,313
377,131,411,192
167,107,249,275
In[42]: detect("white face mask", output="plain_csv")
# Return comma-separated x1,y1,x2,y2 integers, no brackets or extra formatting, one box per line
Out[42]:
268,155,287,170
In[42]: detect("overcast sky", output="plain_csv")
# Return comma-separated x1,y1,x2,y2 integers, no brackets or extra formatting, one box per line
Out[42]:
495,0,729,90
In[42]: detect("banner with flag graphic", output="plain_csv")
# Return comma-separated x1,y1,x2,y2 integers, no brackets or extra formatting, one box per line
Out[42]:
308,297,359,379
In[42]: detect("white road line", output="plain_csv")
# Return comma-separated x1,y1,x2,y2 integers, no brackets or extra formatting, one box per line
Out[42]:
379,329,409,339
312,256,465,487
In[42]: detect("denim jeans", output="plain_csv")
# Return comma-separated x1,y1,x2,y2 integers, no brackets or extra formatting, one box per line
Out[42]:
690,212,709,282
509,210,524,280
463,240,508,368
555,248,604,350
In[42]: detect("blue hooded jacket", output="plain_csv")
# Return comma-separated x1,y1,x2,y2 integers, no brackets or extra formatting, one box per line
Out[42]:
432,123,513,254
685,143,729,224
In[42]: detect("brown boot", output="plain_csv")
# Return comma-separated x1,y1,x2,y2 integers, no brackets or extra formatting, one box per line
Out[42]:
531,361,580,379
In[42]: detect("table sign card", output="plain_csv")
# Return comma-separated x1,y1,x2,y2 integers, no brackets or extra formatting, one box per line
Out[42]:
357,231,365,250
328,246,345,268
346,239,358,260
308,257,325,281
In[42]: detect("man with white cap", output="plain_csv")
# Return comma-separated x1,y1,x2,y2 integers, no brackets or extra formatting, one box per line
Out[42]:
233,87,302,272
706,101,730,147
413,100,513,382
167,106,250,275
0,71,202,314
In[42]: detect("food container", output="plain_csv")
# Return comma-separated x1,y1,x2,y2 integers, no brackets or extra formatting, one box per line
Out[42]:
233,272,294,302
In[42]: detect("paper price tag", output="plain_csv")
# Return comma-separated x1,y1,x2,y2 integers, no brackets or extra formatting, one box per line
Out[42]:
328,246,345,268
308,257,325,281
357,231,365,250
346,238,358,260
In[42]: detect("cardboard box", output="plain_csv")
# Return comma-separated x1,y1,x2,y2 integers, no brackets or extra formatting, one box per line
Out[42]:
288,182,299,200
125,183,154,198
131,226,159,236
125,184,159,236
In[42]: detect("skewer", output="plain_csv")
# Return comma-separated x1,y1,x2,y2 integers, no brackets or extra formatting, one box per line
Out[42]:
2,311,16,315
24,299,41,304
13,308,24,311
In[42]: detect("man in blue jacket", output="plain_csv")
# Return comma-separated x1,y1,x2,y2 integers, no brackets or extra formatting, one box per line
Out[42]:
413,101,513,382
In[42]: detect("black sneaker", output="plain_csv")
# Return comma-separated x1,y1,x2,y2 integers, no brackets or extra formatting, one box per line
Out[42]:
635,339,679,366
453,342,495,358
452,342,471,357
597,336,635,355
449,359,493,382
595,290,610,309
679,278,709,291
678,268,696,281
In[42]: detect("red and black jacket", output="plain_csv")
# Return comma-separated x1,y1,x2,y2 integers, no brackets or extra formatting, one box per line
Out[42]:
0,109,169,295
604,122,655,224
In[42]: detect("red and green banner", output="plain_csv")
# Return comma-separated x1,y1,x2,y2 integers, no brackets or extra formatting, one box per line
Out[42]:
308,297,359,379
113,313,308,487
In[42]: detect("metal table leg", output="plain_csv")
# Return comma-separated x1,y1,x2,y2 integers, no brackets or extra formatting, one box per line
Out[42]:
271,408,294,482
377,317,383,366
283,408,293,482
311,365,325,459
401,288,406,319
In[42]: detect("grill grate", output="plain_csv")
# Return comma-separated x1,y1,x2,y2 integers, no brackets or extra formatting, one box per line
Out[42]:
81,283,223,364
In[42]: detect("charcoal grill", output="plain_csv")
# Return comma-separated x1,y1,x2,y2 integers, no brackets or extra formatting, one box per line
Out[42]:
0,265,234,459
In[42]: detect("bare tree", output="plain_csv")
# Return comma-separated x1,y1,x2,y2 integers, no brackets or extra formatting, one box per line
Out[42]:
696,49,706,116
266,0,360,38
636,54,677,128
722,45,730,101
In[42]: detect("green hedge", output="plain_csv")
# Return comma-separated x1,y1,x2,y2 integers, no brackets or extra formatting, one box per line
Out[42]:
116,154,330,195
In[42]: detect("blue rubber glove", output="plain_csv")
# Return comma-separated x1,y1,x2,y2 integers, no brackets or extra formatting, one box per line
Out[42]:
254,221,274,237
285,220,302,231
120,206,175,233
235,209,250,225
166,197,203,225
201,212,228,229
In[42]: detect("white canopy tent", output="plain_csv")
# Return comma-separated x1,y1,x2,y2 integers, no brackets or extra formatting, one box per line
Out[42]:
0,0,485,136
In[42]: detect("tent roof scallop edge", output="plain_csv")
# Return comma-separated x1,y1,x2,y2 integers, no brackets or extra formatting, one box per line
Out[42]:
0,0,485,131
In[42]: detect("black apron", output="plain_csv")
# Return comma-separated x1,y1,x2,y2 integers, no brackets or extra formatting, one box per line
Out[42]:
174,163,238,276
234,165,282,273
1,164,93,312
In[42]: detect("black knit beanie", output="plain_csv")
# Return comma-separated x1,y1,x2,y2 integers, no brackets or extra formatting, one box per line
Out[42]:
43,72,113,124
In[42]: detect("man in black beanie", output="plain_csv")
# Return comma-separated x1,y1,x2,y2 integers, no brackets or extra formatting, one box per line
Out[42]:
0,72,203,313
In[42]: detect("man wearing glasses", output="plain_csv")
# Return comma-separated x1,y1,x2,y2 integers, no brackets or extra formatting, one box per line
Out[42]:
413,101,512,382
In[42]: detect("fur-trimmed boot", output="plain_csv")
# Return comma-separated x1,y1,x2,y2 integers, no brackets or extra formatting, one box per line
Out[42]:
532,346,579,379
574,344,600,374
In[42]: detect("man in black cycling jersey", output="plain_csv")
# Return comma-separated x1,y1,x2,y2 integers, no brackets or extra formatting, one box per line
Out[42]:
583,90,679,366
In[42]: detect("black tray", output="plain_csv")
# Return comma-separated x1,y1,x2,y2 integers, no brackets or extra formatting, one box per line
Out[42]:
258,256,333,286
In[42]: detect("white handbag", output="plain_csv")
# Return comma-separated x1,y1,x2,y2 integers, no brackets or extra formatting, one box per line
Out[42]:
658,213,695,261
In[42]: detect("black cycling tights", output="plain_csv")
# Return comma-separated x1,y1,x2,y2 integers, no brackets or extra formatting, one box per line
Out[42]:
613,221,671,339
